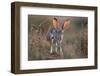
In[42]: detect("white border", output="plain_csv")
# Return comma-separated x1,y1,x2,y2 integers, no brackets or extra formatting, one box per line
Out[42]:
20,6,95,70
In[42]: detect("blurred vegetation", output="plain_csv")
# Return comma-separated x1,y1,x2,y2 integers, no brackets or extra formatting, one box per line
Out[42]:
28,15,88,60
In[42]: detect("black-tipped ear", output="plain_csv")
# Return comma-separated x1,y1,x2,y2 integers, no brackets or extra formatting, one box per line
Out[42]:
63,19,70,29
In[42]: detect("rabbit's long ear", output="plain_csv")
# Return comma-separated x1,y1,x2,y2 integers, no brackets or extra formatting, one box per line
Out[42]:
63,19,70,29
